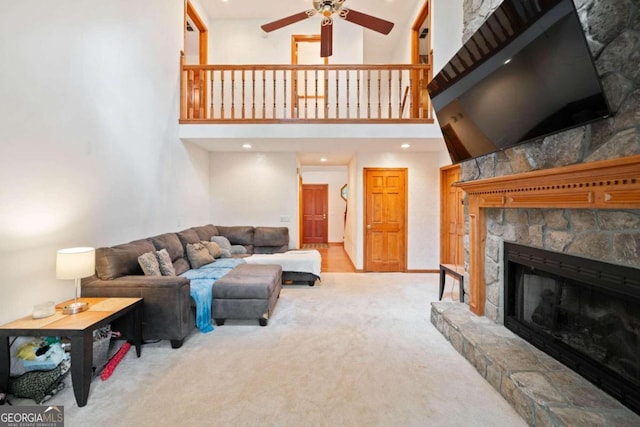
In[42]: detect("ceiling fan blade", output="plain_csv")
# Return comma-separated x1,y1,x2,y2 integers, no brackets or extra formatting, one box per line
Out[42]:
261,11,313,33
321,19,333,57
340,8,394,35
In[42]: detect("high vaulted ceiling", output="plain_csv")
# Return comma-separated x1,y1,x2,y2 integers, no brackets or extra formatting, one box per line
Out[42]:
200,0,417,25
190,0,445,166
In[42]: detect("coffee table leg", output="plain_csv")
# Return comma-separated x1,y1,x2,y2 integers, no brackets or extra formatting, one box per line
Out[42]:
70,333,93,407
0,337,9,398
133,303,142,357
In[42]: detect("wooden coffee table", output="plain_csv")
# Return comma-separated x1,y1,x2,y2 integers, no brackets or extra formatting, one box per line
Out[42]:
0,297,143,407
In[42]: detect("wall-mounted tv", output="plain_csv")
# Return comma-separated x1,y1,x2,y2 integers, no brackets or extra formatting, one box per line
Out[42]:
428,0,612,164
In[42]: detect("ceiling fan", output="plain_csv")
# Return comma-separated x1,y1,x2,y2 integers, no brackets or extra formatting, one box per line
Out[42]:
261,0,394,58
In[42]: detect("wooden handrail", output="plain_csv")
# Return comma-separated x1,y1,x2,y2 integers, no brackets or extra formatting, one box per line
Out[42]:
180,63,434,123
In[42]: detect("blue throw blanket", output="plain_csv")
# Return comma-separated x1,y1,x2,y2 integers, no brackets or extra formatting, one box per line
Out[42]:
180,258,246,333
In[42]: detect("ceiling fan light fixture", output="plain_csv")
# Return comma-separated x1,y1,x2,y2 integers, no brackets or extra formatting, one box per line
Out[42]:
262,0,394,57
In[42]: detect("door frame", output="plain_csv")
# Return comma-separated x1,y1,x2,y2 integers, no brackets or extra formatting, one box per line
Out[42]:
185,0,208,65
439,164,464,266
291,34,328,118
363,168,408,272
410,1,432,119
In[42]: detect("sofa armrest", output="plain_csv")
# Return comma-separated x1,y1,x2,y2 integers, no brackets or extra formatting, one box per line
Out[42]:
82,275,193,346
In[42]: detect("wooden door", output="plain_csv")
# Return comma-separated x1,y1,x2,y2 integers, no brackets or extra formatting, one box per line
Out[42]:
364,168,407,272
440,165,464,266
302,184,328,244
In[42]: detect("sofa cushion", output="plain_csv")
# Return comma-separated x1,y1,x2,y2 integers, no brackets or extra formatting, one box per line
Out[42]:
177,229,201,251
156,249,176,276
212,263,282,299
192,224,218,241
216,226,254,246
150,233,189,275
138,252,161,276
186,242,215,269
95,239,156,280
254,227,289,247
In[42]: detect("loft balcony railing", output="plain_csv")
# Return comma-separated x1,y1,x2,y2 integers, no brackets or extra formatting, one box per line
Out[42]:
180,60,433,124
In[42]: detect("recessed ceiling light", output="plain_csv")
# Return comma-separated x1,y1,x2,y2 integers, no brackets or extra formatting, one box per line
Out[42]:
320,158,328,162
242,144,252,149
401,143,411,149
504,58,511,65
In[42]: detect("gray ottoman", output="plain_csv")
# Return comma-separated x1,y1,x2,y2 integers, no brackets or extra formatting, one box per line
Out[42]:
212,263,282,326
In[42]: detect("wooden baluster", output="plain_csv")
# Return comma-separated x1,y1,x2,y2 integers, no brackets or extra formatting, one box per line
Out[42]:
220,70,225,119
180,54,187,120
251,69,256,119
262,70,266,119
207,69,213,119
335,69,340,119
315,69,319,119
241,69,246,119
304,69,308,119
378,70,382,119
187,69,193,119
398,69,403,119
357,70,361,119
283,69,287,119
367,70,371,119
231,70,236,119
420,69,426,119
200,70,205,118
388,69,393,119
325,69,329,119
272,70,276,119
346,70,350,119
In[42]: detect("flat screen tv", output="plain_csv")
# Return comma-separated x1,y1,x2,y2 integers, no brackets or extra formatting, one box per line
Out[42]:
428,0,612,164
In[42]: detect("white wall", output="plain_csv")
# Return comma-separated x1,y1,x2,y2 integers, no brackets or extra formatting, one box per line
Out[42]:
209,152,299,246
432,0,464,73
0,0,211,324
352,152,442,271
301,166,348,243
210,19,363,64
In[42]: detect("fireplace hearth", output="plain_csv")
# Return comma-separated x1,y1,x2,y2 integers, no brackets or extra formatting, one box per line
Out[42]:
504,243,640,414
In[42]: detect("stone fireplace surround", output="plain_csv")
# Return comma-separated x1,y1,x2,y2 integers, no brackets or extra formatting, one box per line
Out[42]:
430,0,640,424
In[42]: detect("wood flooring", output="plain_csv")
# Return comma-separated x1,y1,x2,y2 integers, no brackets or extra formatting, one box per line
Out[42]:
314,243,356,272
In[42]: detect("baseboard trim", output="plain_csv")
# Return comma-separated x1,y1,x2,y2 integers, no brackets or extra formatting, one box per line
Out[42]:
352,269,439,273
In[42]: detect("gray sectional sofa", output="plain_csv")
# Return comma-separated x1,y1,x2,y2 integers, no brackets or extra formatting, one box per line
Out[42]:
82,224,291,348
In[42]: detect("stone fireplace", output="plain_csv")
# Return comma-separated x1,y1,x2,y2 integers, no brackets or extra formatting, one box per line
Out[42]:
430,1,640,422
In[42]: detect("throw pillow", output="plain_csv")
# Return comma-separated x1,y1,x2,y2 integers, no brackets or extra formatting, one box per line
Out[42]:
201,240,222,258
230,245,248,255
156,249,176,276
186,242,215,269
138,252,161,276
211,236,232,258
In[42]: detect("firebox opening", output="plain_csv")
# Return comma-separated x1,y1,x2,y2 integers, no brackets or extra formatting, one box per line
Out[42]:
504,243,640,414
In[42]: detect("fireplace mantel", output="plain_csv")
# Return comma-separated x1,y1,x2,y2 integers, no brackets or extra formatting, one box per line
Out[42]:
455,154,640,316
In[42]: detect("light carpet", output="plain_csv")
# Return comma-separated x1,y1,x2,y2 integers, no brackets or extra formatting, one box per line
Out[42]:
11,273,526,426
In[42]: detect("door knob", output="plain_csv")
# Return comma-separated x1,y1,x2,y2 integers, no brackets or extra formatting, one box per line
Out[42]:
367,224,372,229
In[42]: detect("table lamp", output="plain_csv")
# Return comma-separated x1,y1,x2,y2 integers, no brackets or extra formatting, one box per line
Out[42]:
56,247,96,314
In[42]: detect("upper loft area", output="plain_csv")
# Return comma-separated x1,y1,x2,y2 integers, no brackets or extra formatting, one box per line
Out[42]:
178,0,449,156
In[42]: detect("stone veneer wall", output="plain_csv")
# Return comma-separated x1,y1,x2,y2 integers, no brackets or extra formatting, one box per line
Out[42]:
459,0,640,322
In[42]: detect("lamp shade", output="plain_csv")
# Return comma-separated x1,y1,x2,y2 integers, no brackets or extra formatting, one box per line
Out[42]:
56,247,96,280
